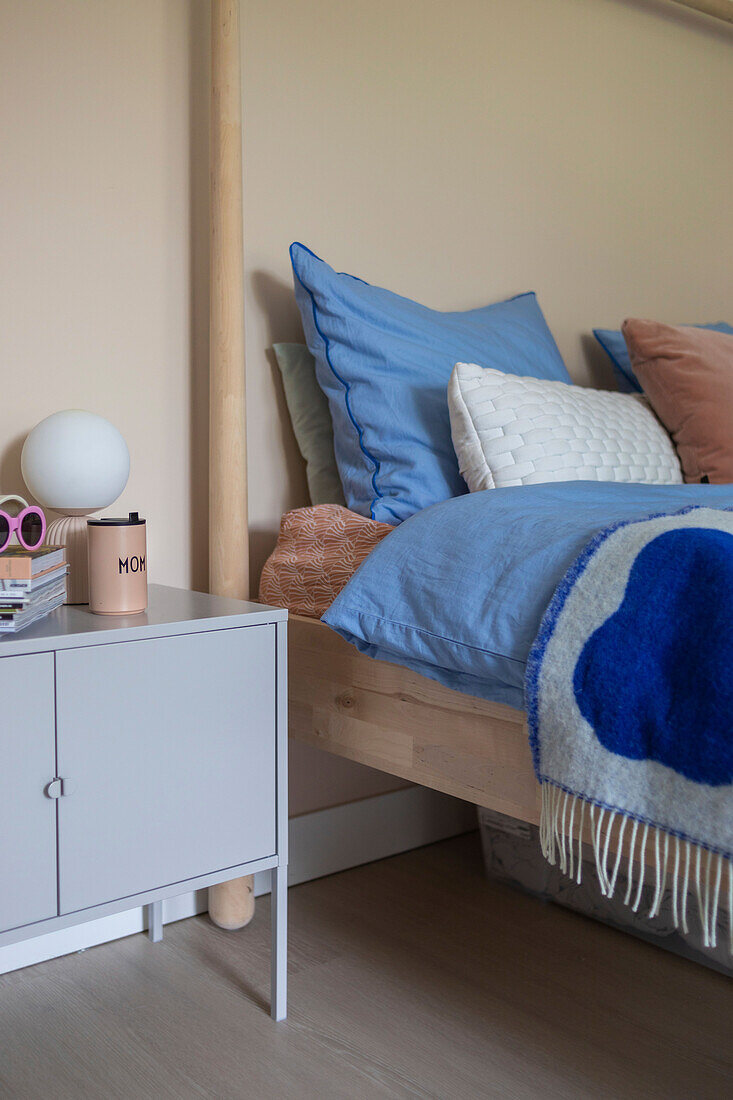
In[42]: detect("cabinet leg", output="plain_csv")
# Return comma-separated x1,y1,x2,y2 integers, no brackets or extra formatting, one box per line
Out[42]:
147,900,163,943
270,864,287,1021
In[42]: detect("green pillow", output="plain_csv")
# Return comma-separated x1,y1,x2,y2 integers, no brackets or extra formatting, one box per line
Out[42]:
273,343,345,506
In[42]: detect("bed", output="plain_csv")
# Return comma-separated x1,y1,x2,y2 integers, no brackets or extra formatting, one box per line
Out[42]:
207,0,733,940
267,484,733,957
266,480,733,842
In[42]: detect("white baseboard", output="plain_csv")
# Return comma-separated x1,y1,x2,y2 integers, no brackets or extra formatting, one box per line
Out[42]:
0,786,475,975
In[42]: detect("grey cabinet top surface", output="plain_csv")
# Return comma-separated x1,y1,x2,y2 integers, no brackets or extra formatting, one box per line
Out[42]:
0,584,286,657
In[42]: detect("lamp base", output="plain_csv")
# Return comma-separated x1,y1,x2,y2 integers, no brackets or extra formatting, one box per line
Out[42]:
47,515,90,604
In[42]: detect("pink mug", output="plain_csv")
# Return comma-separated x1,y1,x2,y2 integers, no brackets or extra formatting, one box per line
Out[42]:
87,513,147,614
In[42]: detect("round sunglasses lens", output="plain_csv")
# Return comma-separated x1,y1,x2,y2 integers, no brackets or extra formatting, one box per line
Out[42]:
0,515,9,549
20,512,44,548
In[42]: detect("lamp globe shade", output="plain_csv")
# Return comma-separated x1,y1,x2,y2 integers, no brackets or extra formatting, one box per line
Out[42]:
21,410,130,515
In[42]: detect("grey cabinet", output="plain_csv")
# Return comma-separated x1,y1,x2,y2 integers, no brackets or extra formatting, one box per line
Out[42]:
0,586,287,1020
56,627,276,912
0,653,57,932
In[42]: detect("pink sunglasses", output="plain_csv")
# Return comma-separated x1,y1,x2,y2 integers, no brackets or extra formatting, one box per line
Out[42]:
0,495,46,553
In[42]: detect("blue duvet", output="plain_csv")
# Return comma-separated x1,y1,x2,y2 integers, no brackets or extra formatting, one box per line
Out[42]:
323,481,733,710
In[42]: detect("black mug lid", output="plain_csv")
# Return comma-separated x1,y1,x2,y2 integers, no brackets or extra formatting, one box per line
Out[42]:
87,512,145,527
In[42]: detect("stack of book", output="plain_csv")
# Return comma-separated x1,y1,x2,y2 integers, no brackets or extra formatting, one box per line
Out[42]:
0,546,67,633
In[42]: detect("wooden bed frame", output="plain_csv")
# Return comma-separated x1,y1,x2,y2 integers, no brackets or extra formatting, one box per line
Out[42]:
206,0,732,928
289,617,538,823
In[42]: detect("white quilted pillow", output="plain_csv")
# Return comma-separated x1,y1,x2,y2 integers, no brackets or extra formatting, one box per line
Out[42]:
448,363,683,491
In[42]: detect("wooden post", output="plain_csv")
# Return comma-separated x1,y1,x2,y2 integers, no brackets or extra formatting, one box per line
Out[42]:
208,0,254,932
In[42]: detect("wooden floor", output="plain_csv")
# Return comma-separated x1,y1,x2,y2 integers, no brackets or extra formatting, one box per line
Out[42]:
0,834,730,1100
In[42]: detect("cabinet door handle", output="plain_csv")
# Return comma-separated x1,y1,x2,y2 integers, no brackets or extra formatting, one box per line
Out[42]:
44,778,64,799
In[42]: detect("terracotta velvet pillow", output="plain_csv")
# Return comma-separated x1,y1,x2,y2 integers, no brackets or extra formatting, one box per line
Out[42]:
623,319,733,484
259,504,393,618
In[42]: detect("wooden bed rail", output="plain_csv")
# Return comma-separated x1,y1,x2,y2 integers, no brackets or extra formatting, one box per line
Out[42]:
289,615,662,870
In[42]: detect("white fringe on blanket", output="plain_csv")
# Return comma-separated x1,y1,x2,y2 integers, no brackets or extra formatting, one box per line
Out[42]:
540,782,733,953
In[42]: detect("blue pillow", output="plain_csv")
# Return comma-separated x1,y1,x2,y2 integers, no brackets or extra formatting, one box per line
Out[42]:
594,322,733,394
291,243,571,524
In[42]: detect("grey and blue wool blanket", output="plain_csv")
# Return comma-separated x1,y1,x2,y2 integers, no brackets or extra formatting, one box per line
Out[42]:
527,506,733,951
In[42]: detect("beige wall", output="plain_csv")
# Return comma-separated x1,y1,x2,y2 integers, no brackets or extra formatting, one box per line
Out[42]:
243,0,733,559
0,0,395,816
0,0,210,594
2,1,731,815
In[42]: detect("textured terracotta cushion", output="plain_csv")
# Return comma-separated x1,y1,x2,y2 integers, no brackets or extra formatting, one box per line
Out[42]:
259,504,393,618
623,318,733,484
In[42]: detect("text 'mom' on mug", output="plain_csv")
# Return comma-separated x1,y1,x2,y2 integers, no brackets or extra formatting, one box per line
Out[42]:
87,513,147,615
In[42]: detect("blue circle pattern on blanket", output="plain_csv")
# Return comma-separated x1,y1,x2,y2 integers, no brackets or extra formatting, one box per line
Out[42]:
573,527,733,787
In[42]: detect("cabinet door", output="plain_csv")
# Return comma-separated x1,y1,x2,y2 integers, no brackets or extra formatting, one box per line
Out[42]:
0,653,58,933
56,626,276,914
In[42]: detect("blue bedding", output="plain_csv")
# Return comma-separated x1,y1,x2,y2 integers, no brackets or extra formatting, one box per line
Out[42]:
323,481,733,710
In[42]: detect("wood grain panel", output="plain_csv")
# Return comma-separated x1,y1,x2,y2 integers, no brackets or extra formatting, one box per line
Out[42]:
289,615,664,868
289,615,540,823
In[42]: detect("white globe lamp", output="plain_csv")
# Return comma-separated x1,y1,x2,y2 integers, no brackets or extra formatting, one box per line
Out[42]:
22,411,130,604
